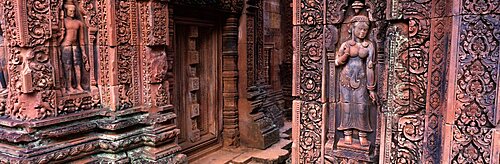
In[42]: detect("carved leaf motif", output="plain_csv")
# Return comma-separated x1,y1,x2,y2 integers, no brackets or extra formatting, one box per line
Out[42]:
300,0,323,25
298,15,324,163
26,0,51,46
461,0,500,15
452,14,500,164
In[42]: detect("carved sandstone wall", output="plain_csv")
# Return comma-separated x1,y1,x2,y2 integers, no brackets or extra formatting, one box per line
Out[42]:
292,0,500,163
0,0,243,163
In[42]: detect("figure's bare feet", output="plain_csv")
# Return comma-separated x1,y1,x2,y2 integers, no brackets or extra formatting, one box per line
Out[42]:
68,87,77,93
344,135,352,145
360,136,369,147
76,85,84,92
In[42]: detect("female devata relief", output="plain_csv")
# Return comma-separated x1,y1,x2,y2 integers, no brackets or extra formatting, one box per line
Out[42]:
335,13,376,147
327,1,378,162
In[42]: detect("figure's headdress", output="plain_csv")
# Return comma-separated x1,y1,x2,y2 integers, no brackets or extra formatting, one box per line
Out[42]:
350,15,370,25
348,15,370,39
64,0,75,9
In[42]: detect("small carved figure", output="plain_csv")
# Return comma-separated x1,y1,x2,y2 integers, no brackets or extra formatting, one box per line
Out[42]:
335,14,376,147
60,3,88,93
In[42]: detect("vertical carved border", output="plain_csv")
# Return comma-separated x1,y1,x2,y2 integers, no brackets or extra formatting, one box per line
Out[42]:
422,0,451,163
381,23,409,163
96,0,111,108
443,11,500,164
246,2,255,86
380,1,432,163
292,0,325,163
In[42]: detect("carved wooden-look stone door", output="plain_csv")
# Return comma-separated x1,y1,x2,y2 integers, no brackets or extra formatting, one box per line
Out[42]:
175,21,221,155
292,0,500,163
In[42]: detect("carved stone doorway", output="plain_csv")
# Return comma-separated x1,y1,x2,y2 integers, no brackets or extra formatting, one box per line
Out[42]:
174,18,222,156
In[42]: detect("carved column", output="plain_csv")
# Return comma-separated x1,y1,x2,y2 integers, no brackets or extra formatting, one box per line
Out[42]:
280,0,293,120
222,15,240,147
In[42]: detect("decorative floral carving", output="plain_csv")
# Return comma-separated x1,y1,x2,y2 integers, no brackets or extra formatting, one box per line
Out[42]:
402,0,431,19
300,0,323,25
298,20,324,164
150,1,168,46
115,0,139,108
455,15,498,129
461,0,499,15
423,1,451,161
78,0,98,27
451,15,499,164
58,95,94,115
26,47,54,91
26,0,51,46
3,0,21,46
326,0,348,24
96,0,110,105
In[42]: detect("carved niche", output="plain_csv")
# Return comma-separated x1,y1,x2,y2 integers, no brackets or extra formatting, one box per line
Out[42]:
324,1,380,162
55,0,100,116
292,0,387,163
0,0,100,121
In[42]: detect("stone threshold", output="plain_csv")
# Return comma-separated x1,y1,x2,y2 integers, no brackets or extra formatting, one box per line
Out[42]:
191,121,292,164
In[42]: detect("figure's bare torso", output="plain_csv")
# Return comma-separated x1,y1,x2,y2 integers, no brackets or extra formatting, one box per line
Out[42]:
62,18,82,46
344,40,372,59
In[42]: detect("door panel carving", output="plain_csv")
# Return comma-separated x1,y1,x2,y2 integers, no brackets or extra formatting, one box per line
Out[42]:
175,23,220,153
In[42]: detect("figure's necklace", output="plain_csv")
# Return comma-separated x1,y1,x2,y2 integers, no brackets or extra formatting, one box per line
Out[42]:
351,40,370,48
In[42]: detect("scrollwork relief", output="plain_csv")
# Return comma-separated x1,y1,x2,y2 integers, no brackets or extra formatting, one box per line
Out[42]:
26,0,52,46
461,0,499,15
451,14,500,164
298,15,324,164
